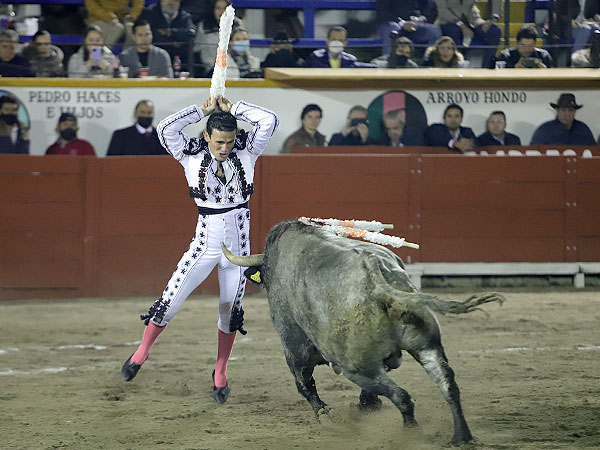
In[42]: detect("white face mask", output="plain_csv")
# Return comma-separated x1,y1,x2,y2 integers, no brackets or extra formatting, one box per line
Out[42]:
328,40,344,55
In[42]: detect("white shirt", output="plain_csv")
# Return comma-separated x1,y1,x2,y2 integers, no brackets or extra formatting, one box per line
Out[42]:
157,100,279,209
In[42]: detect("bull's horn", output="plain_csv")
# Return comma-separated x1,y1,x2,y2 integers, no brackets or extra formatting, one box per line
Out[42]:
221,242,264,267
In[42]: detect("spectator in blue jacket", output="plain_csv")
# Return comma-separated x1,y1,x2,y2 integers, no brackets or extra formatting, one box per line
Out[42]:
306,26,376,68
424,103,475,152
530,93,596,145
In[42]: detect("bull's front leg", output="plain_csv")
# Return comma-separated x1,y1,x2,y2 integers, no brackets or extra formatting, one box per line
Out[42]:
411,348,473,446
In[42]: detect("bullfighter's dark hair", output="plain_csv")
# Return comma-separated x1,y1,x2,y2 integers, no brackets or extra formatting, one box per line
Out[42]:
301,104,322,120
206,111,237,136
444,103,463,118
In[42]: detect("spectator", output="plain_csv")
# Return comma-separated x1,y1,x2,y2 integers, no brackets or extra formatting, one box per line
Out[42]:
475,111,522,147
39,5,86,62
106,100,167,156
140,0,196,71
181,0,211,25
46,113,96,156
530,93,596,145
85,0,143,48
261,31,304,69
281,104,326,153
227,27,262,78
422,36,466,68
119,19,173,78
376,0,441,55
424,103,475,152
68,25,117,78
21,30,65,77
494,25,553,68
193,0,243,77
544,0,581,65
371,35,419,68
329,105,372,146
381,109,425,146
568,0,600,53
0,29,35,77
305,25,376,68
572,28,600,66
434,0,502,68
0,95,29,154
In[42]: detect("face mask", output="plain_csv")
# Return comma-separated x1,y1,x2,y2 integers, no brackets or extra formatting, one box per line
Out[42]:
1,114,17,125
328,40,344,55
232,40,250,53
137,117,153,128
59,128,77,141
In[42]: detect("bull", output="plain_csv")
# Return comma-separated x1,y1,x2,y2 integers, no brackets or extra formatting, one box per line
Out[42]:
222,219,504,446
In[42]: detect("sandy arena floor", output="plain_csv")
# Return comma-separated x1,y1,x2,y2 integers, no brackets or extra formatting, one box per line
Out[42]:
1,291,599,450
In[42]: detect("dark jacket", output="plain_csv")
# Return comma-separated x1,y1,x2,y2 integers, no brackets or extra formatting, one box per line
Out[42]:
140,3,196,66
584,0,600,18
21,43,65,77
0,54,35,77
0,121,29,153
306,48,376,68
376,0,438,24
530,118,596,145
329,132,372,146
424,123,475,148
476,131,522,147
493,47,554,68
106,125,167,156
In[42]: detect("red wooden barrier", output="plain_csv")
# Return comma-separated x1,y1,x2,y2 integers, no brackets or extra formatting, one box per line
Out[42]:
1,154,599,300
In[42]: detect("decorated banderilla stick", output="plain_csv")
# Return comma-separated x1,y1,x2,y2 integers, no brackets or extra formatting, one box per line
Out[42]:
299,217,419,249
210,3,235,99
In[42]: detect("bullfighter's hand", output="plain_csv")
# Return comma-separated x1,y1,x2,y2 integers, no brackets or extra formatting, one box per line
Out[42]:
217,97,233,112
201,97,218,116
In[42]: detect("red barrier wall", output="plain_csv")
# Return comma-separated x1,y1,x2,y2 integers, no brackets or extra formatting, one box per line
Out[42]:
1,154,599,299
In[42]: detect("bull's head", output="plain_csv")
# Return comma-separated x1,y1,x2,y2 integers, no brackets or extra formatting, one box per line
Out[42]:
221,243,264,267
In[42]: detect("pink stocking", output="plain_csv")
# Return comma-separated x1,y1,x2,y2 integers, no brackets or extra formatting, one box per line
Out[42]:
131,322,165,365
214,329,236,387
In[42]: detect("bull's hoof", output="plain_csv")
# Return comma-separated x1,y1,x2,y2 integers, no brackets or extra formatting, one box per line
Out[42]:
450,434,474,447
357,397,382,412
402,416,418,427
314,406,332,423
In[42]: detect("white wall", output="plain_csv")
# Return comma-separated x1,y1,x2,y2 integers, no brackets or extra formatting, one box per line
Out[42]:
3,85,598,156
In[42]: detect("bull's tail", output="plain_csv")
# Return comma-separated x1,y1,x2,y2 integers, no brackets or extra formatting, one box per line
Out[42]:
415,292,506,316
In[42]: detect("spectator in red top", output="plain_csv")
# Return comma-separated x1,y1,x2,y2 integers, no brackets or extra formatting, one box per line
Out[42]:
45,112,96,156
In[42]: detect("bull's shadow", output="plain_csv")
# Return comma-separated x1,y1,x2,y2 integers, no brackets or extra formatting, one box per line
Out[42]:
223,219,505,446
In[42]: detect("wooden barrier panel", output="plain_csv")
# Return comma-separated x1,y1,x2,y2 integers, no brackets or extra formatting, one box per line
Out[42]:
1,154,600,299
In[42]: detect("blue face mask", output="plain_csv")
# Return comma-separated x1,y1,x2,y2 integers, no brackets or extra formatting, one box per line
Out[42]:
232,40,250,53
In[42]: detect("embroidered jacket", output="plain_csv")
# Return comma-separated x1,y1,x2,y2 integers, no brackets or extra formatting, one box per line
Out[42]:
157,101,279,209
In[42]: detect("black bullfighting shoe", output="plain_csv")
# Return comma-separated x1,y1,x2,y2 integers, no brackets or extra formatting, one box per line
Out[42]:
212,370,230,404
121,354,146,381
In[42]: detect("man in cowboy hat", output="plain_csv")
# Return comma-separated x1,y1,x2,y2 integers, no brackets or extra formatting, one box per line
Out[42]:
530,93,595,145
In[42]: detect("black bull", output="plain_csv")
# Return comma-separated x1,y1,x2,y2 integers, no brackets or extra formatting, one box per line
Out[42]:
222,220,504,446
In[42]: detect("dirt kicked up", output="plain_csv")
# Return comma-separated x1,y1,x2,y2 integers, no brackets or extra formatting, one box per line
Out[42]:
1,291,599,450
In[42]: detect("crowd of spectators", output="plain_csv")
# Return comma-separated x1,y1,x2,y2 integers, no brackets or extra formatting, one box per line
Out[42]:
2,0,600,79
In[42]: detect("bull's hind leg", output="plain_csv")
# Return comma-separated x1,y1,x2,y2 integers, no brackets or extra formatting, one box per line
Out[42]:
344,370,417,426
410,347,473,446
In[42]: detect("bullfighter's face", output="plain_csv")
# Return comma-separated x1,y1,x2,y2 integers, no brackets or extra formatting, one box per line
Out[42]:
204,129,237,161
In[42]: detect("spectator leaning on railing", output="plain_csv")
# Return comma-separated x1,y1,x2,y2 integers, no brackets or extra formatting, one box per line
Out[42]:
0,29,35,77
305,25,376,68
493,25,553,69
371,35,419,68
21,30,65,77
475,111,522,147
281,103,326,153
424,103,475,152
67,25,117,78
227,26,262,79
422,36,466,68
119,19,174,78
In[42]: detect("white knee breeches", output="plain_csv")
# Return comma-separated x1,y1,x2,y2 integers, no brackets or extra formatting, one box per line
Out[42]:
150,207,250,333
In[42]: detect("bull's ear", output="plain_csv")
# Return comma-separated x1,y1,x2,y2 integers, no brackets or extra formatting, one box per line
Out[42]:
244,266,263,284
